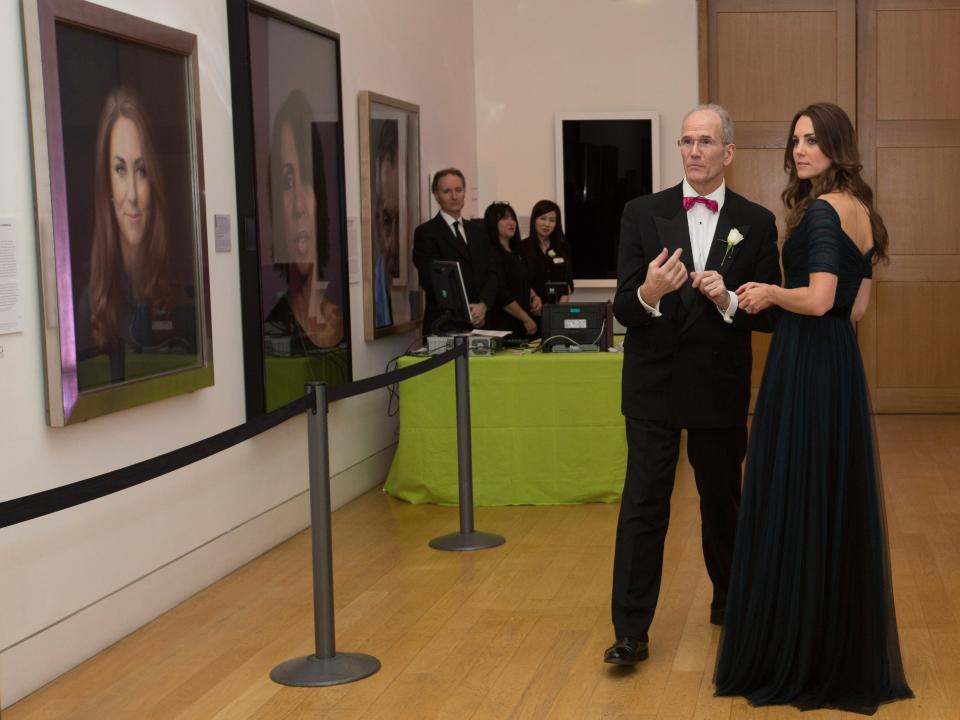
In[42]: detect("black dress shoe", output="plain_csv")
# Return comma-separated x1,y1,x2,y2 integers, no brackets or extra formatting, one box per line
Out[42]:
603,636,649,664
710,607,725,626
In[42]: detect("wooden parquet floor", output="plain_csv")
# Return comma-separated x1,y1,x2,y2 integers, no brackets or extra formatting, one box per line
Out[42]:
6,415,960,719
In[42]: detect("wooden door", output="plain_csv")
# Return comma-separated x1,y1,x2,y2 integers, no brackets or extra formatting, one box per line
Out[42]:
699,0,857,405
858,0,960,411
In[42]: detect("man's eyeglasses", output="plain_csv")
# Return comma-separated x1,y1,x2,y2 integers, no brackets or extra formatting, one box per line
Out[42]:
677,137,723,150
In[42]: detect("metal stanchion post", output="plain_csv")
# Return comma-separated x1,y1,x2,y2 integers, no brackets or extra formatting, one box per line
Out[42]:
271,383,380,686
430,335,506,551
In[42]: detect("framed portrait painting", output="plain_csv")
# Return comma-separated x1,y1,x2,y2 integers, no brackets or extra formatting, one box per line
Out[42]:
227,1,352,415
358,91,421,340
22,0,213,426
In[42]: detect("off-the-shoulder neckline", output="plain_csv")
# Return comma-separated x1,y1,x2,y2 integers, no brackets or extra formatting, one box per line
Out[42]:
809,198,875,259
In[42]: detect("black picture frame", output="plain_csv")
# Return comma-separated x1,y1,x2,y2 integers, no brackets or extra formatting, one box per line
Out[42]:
227,0,352,416
554,112,661,285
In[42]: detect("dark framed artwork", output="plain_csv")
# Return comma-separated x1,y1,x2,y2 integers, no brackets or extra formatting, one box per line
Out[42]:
22,0,213,426
358,91,421,340
227,1,351,415
554,112,660,285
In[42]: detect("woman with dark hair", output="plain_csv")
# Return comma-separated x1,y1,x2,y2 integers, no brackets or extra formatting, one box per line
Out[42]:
483,202,541,338
523,199,574,305
715,103,912,713
264,89,343,351
77,85,196,388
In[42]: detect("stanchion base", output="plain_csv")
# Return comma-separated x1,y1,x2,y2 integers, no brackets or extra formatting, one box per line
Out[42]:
429,530,506,551
270,652,380,687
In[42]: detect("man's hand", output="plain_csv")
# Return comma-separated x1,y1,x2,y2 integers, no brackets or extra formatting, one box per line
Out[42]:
469,302,487,327
691,270,730,311
638,248,687,306
529,292,543,316
523,317,537,336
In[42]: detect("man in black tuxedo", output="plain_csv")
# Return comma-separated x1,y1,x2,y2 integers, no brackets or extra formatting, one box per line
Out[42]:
412,168,497,337
605,105,781,665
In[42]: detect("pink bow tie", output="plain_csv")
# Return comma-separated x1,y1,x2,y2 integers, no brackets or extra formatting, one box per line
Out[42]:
683,195,718,213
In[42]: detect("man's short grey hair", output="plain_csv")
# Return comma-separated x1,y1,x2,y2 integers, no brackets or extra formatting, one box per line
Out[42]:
682,104,734,145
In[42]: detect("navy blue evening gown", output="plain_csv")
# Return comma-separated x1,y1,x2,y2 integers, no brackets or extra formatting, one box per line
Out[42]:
714,199,913,714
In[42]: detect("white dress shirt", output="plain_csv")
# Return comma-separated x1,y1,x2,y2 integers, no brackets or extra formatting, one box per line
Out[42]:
440,210,467,244
639,178,738,323
685,178,724,273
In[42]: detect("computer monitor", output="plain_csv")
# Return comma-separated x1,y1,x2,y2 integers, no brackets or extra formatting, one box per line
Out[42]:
541,301,613,352
430,260,473,335
544,281,570,303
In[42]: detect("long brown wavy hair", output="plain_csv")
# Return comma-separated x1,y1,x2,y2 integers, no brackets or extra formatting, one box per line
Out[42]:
781,102,888,263
89,86,171,347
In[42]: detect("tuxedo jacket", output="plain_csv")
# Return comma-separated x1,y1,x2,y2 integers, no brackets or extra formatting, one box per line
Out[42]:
413,213,498,334
613,182,781,428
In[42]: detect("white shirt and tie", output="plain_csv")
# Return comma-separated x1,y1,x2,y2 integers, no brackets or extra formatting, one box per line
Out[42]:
440,210,468,245
639,178,739,323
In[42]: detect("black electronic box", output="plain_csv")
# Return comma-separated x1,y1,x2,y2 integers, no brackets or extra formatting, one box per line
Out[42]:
540,302,613,352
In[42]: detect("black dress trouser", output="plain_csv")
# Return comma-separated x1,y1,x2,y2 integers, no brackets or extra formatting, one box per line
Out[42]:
611,416,748,640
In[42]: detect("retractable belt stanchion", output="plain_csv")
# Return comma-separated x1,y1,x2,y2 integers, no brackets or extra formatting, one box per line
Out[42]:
429,335,506,551
271,382,380,686
0,342,477,690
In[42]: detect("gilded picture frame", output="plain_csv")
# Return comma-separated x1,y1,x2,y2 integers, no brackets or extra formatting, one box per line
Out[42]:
22,0,213,426
358,91,422,340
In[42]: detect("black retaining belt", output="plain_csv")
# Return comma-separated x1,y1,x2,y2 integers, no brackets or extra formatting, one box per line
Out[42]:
0,343,465,529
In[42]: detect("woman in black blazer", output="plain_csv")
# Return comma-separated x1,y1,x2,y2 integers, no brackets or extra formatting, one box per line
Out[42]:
483,202,541,339
523,199,574,305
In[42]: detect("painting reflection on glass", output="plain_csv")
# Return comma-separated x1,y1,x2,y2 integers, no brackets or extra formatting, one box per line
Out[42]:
263,90,343,351
247,7,351,411
359,92,421,340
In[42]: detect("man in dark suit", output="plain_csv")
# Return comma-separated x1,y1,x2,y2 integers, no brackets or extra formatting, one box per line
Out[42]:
605,105,781,665
412,168,497,337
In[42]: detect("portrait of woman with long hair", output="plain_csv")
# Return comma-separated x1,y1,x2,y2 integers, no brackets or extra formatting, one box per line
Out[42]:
263,89,343,352
76,85,197,389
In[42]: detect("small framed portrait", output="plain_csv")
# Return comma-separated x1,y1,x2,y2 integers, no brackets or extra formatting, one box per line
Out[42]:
22,0,213,426
227,1,352,415
358,91,422,340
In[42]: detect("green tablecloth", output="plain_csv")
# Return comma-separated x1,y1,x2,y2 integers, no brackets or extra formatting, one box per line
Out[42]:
384,350,627,506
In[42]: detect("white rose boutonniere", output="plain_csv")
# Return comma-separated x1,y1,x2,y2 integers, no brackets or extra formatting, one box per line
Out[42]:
547,249,556,258
721,228,744,267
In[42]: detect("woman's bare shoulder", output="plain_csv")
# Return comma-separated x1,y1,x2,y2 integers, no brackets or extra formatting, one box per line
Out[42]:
818,192,872,248
817,191,855,213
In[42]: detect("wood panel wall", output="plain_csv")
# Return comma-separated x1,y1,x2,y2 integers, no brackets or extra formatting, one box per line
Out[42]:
860,0,960,411
699,0,960,412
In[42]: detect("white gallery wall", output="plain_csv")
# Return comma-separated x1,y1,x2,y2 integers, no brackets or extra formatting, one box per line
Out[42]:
0,0,700,708
473,0,699,236
0,0,477,707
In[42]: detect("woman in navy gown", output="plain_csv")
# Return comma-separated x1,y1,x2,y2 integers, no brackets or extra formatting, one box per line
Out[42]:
714,102,912,714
